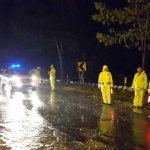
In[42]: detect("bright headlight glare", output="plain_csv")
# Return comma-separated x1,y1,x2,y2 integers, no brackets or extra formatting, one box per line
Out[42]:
16,82,22,87
12,76,20,82
32,75,37,81
32,82,36,86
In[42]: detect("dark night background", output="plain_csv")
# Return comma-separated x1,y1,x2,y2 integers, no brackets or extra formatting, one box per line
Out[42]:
0,0,149,85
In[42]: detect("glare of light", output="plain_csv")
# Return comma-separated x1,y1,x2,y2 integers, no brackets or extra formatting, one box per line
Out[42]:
7,93,25,122
4,85,11,91
30,92,43,108
11,65,15,68
56,79,60,82
31,82,36,86
12,92,25,100
16,82,22,87
32,75,37,81
3,92,44,149
70,81,73,83
11,76,20,82
16,64,20,67
11,64,21,68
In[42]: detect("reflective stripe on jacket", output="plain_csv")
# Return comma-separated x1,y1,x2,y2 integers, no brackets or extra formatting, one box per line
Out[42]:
98,71,113,87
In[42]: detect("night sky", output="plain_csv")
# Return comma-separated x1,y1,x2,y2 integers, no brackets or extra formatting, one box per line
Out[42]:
0,0,149,84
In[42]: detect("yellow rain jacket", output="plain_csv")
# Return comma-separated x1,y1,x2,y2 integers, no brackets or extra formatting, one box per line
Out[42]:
98,65,113,88
49,67,56,80
131,71,147,90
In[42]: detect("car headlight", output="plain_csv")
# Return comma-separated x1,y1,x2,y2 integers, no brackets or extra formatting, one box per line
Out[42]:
12,76,20,82
32,75,37,81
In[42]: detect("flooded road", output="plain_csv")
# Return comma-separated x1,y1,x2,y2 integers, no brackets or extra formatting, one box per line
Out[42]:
0,84,150,150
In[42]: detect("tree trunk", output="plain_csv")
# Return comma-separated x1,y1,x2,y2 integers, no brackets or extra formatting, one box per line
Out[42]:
55,38,63,81
141,11,148,70
142,52,145,69
59,46,63,81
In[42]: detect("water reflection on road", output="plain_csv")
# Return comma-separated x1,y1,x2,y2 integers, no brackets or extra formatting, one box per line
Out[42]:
0,87,149,149
0,90,45,150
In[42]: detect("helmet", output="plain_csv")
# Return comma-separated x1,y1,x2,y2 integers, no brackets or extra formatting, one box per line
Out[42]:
37,66,41,69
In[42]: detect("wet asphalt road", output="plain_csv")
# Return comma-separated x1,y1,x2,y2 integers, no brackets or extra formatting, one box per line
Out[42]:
0,83,150,150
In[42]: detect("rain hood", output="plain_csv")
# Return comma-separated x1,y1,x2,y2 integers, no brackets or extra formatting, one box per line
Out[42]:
102,65,108,71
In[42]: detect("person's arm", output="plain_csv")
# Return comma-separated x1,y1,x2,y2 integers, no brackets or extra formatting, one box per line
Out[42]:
144,73,148,90
131,74,136,89
109,72,113,88
48,70,50,75
98,73,102,89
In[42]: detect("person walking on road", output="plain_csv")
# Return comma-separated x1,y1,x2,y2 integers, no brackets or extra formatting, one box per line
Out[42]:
48,64,56,90
131,67,148,108
98,65,113,105
34,66,41,85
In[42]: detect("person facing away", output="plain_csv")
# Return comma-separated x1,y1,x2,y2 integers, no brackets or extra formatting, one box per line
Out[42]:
98,65,113,105
48,64,56,90
131,67,148,108
34,66,41,85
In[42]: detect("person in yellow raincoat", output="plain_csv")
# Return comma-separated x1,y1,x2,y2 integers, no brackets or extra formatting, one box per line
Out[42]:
131,67,148,108
98,65,113,104
34,67,41,85
48,64,56,90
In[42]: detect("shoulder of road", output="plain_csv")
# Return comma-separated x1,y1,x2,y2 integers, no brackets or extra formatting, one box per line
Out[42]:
53,82,150,113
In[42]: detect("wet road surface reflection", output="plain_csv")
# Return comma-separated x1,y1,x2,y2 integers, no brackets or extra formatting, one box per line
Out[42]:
0,86,150,150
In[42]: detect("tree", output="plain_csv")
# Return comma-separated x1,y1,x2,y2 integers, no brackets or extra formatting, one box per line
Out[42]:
47,0,78,81
92,0,150,68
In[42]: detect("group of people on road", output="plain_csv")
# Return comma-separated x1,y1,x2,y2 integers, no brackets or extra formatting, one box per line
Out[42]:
34,63,149,108
98,65,149,108
34,64,56,91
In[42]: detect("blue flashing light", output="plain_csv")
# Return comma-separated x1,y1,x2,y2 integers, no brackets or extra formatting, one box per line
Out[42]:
11,65,16,68
11,64,21,68
16,64,20,67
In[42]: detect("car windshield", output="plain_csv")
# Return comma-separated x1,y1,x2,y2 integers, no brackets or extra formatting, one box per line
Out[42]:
11,69,30,75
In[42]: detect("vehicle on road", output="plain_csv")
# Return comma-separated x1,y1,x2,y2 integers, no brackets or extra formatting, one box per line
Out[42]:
0,66,37,92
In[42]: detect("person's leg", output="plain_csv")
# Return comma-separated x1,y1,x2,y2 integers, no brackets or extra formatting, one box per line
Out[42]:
101,87,107,103
133,91,139,106
50,77,53,89
106,86,111,104
138,90,145,107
